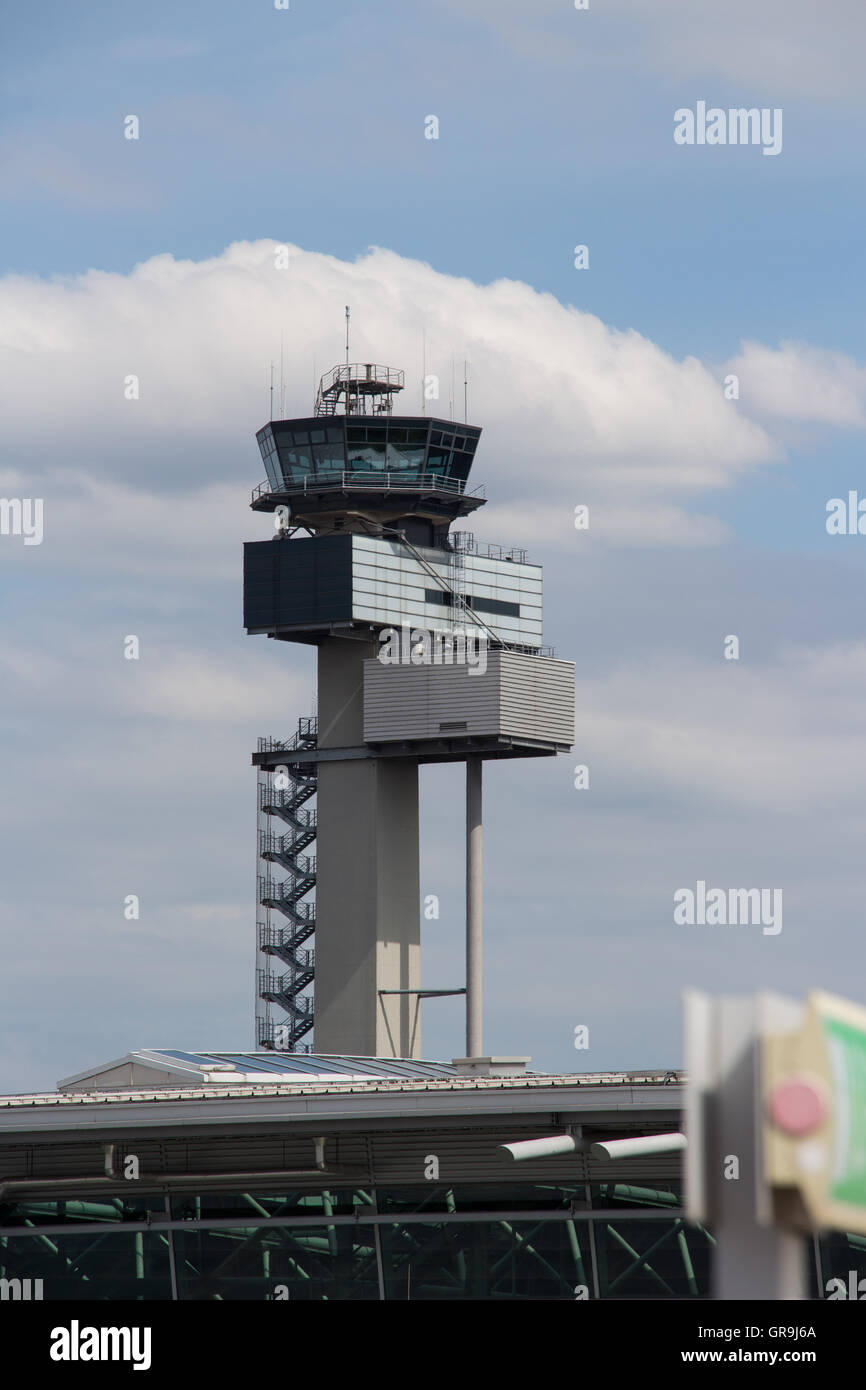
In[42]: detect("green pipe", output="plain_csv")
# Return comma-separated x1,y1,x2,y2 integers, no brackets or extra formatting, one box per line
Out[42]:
444,1191,467,1287
22,1219,90,1282
606,1222,677,1296
322,1192,338,1259
496,1221,574,1295
565,1220,587,1287
677,1226,698,1296
12,1202,129,1222
606,1185,681,1208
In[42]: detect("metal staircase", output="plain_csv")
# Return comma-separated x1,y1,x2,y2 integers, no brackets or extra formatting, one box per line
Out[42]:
255,718,318,1052
449,529,472,630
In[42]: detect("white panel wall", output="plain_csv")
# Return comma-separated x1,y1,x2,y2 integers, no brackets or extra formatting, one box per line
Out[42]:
351,537,543,647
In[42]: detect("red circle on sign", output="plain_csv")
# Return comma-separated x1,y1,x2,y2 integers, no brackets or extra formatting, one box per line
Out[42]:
769,1077,827,1136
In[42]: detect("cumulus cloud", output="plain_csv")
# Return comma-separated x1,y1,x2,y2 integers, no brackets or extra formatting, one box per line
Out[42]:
724,340,866,427
483,499,732,550
0,239,776,542
0,468,271,581
577,641,866,813
0,633,310,726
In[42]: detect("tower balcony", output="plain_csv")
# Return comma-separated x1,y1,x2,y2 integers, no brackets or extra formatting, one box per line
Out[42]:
250,468,486,531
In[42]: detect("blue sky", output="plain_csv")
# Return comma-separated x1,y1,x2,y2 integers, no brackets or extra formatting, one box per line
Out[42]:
6,0,866,358
3,0,866,1092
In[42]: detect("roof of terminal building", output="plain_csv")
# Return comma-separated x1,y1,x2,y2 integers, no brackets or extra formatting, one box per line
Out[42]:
58,1049,463,1090
0,1050,683,1116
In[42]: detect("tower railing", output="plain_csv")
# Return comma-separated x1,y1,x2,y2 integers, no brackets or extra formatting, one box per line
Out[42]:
260,813,317,852
258,921,316,951
451,532,528,565
258,720,317,752
315,363,405,417
251,471,486,505
258,967,316,998
259,864,317,903
257,1021,312,1053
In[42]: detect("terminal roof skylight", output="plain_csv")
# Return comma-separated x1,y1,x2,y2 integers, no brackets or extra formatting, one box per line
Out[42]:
57,1050,461,1090
158,1051,458,1080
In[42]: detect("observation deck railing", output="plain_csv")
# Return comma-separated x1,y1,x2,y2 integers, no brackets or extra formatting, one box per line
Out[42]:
251,470,485,505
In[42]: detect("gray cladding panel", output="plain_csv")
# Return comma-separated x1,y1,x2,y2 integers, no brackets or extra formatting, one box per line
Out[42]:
363,651,575,745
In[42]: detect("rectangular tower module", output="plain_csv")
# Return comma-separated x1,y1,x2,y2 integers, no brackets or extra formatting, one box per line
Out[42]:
244,362,574,1059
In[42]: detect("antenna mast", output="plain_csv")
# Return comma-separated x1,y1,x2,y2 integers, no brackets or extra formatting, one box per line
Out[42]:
345,306,351,413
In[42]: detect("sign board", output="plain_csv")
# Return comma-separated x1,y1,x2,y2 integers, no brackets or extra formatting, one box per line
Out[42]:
763,990,866,1235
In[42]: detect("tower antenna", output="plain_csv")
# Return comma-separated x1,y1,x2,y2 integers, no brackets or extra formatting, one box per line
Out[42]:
269,362,274,420
464,359,469,423
345,306,351,414
280,331,285,419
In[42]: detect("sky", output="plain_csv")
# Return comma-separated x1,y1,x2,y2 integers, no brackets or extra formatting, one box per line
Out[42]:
2,0,866,1093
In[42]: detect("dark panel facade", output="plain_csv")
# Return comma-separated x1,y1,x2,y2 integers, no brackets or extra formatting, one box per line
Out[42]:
243,536,353,632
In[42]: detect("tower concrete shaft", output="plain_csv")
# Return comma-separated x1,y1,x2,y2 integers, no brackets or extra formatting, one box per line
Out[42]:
466,757,483,1057
313,637,421,1057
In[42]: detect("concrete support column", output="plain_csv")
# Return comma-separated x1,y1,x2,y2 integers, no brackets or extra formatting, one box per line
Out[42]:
313,637,421,1057
466,756,483,1057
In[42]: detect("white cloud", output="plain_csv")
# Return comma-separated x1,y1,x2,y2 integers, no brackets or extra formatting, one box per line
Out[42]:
725,340,866,427
0,469,270,580
578,641,866,813
481,500,731,549
0,631,309,726
0,240,777,547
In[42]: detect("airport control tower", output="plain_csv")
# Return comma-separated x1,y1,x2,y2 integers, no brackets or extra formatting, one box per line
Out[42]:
244,361,574,1059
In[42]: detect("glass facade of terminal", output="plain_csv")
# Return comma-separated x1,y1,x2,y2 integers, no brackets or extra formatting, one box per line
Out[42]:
1,1181,863,1300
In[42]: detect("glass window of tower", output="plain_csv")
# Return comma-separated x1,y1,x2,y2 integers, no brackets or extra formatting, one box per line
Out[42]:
346,424,387,471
